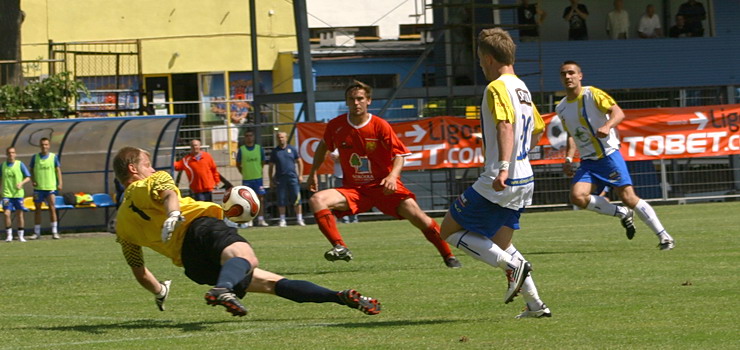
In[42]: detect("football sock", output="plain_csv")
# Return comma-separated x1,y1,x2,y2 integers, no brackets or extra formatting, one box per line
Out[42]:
297,213,303,221
505,245,543,310
34,225,41,235
258,215,265,222
586,195,622,217
314,209,345,247
274,278,338,303
633,199,669,236
51,222,58,234
17,229,24,239
445,230,511,269
216,257,252,290
5,229,11,240
279,214,286,221
421,220,454,258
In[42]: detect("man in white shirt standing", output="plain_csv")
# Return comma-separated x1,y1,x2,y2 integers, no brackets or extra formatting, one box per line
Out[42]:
606,0,629,40
638,4,662,38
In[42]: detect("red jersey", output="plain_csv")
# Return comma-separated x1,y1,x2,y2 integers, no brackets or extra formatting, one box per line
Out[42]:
173,151,220,193
324,114,410,187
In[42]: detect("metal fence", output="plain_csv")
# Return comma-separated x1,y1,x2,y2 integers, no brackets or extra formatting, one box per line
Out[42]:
167,84,740,220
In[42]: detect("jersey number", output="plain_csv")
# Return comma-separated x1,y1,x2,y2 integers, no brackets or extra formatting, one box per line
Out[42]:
516,114,532,161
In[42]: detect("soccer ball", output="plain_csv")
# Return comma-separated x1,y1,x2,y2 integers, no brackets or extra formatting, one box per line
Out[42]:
221,186,260,223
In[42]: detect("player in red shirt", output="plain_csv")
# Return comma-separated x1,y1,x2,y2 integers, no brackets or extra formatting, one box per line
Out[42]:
307,81,461,268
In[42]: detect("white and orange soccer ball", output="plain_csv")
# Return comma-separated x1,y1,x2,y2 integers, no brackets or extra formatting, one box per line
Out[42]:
221,186,260,223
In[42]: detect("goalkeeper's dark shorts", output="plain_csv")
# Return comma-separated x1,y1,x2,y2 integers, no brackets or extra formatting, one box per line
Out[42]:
181,217,250,288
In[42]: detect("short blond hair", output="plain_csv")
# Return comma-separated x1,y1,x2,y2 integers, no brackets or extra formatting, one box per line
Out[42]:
112,146,150,183
477,28,516,65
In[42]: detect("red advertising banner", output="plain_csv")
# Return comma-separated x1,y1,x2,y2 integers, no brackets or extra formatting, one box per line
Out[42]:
297,105,740,174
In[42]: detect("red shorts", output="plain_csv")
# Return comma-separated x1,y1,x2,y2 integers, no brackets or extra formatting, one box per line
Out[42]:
333,182,416,219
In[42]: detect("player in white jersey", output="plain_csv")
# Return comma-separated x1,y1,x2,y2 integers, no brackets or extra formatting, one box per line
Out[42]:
556,60,674,250
439,28,550,319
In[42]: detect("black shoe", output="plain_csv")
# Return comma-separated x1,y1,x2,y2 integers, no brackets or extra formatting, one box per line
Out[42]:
205,287,248,316
444,256,462,268
620,207,636,240
324,244,353,262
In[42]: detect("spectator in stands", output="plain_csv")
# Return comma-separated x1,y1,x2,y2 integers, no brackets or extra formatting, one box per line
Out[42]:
517,0,546,42
638,4,662,38
174,139,223,202
268,131,305,227
2,147,31,242
329,149,358,224
563,0,589,41
29,137,63,240
677,0,706,37
606,0,629,40
236,130,269,227
669,15,693,38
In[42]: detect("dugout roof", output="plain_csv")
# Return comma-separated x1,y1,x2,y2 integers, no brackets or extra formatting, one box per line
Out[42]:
0,115,184,196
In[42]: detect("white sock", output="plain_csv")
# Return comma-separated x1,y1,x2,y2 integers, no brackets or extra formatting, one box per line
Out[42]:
258,216,265,222
6,228,12,239
51,222,58,234
505,245,544,310
297,213,303,221
586,195,625,218
18,229,24,239
279,214,286,221
445,230,512,269
34,225,41,235
633,199,671,239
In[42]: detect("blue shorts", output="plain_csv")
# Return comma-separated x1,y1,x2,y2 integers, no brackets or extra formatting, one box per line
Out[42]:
2,198,29,212
448,187,522,239
275,176,300,207
242,179,266,196
573,151,633,189
33,190,57,204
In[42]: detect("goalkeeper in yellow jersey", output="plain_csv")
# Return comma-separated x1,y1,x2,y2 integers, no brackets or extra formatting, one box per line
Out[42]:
113,146,380,317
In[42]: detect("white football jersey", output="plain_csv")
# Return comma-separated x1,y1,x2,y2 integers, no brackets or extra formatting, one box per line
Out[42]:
472,74,544,210
555,86,621,160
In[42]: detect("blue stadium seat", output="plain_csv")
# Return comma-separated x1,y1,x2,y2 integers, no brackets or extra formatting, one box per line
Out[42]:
55,196,74,210
92,193,115,208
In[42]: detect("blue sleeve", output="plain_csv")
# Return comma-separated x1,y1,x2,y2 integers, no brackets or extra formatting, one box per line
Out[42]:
268,148,276,163
235,147,242,162
20,162,31,177
55,155,61,167
292,146,300,161
260,147,266,163
29,155,35,169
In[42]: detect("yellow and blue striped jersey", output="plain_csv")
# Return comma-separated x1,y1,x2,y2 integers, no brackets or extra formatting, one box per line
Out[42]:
555,86,621,160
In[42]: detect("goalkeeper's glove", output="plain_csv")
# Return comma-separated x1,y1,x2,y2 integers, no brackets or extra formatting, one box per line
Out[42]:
155,280,171,311
161,210,185,242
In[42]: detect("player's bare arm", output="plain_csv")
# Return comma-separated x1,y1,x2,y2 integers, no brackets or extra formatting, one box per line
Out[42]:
380,156,404,194
308,140,328,192
56,167,63,191
564,136,577,177
493,120,514,191
597,104,626,138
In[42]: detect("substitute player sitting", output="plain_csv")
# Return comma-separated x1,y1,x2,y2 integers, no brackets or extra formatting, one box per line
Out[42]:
307,81,461,268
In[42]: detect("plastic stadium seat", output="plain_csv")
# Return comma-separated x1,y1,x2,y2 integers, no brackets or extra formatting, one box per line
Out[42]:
24,197,49,211
92,193,115,208
55,196,75,210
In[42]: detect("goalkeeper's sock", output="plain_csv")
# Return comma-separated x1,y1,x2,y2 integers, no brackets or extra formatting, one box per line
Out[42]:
274,278,339,303
445,230,511,269
216,257,252,290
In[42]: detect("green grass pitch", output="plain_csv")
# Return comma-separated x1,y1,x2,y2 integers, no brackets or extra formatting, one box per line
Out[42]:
1,202,738,349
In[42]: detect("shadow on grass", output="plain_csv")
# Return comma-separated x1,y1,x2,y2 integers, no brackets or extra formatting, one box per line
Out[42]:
37,319,240,334
326,319,456,328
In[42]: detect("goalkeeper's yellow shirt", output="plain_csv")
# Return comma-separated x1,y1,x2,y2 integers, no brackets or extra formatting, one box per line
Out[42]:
116,171,223,267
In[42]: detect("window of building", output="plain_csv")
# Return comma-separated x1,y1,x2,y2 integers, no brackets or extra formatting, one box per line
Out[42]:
309,26,380,42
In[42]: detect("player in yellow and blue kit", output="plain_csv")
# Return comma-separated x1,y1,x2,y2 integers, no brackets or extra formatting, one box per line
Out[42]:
113,146,380,317
29,137,63,239
439,28,550,319
556,60,675,250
